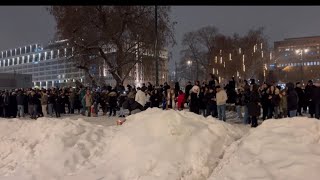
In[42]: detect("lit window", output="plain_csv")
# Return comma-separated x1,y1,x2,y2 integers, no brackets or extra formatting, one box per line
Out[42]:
318,62,320,65
311,62,314,65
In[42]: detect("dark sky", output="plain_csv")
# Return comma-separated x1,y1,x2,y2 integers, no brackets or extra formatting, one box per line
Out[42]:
1,6,320,72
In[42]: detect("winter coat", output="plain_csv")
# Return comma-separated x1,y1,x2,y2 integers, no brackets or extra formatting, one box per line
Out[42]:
295,87,305,105
185,84,193,97
260,88,269,106
16,93,24,105
28,95,38,105
141,85,147,92
311,86,320,104
216,89,228,106
287,82,299,111
205,92,216,106
272,94,281,107
127,91,136,99
69,92,76,104
305,84,315,101
280,94,288,111
199,92,207,110
135,90,147,107
150,93,160,108
84,94,93,107
190,92,199,114
3,93,9,106
177,93,185,109
248,91,261,117
235,93,243,106
108,91,118,107
118,94,127,107
47,94,56,104
41,93,48,105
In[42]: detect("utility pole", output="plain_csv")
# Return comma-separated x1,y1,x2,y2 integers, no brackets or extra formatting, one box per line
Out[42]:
154,5,159,86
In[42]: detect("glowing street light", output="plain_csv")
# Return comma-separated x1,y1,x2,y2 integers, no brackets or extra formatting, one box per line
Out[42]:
295,48,309,82
187,60,192,66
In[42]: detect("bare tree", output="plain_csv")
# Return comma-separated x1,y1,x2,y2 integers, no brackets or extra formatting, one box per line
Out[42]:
49,6,175,86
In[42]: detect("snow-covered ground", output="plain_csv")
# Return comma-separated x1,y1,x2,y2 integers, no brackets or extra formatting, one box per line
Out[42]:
0,108,245,180
1,108,319,180
209,117,320,180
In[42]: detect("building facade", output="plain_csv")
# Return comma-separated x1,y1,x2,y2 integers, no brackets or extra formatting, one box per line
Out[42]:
273,36,320,83
0,40,169,88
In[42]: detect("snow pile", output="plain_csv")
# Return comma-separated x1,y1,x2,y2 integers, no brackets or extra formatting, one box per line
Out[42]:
0,108,245,180
209,117,320,180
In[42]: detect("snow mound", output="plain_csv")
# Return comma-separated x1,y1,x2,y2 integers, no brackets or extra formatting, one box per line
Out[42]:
209,117,320,180
0,108,245,180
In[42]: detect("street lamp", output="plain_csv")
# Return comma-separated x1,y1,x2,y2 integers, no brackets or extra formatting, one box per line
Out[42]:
187,60,192,81
295,48,309,82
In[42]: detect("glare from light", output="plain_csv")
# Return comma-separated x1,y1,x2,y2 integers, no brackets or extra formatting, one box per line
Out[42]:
304,49,309,53
295,49,301,54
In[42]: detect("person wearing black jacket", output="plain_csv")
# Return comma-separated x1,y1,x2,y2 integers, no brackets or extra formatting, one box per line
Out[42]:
205,87,216,117
54,92,63,118
305,80,315,117
286,82,299,118
150,89,160,108
108,90,118,117
185,81,193,106
199,87,207,116
47,91,55,117
0,92,3,117
9,92,17,118
235,88,244,119
295,82,304,116
28,91,38,119
260,84,269,120
3,91,10,118
248,84,261,128
311,83,320,119
242,87,251,124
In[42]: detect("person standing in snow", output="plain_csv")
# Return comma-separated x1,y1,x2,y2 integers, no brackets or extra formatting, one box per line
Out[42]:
16,90,25,118
248,84,261,127
311,82,320,119
286,82,299,118
272,88,281,119
279,90,288,118
108,89,118,117
41,90,48,117
295,82,305,116
184,81,193,106
305,80,315,117
216,85,228,121
235,88,244,119
199,87,208,116
84,90,93,117
177,90,185,111
150,89,160,108
189,84,200,114
135,87,147,109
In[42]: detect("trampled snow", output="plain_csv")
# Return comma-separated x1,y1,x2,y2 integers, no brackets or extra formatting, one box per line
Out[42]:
0,108,245,180
209,117,320,180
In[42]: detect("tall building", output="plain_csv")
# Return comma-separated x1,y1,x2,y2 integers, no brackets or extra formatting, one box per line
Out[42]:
0,40,169,88
273,36,320,83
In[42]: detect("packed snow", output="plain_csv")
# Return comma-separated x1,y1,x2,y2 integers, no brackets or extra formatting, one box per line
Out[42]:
1,109,319,180
209,117,320,180
0,108,245,180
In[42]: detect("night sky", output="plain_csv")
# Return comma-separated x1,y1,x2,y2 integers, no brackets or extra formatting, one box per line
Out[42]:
1,6,320,72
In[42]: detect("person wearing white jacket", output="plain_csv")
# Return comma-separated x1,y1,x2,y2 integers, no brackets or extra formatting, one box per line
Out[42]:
135,88,147,107
216,85,228,121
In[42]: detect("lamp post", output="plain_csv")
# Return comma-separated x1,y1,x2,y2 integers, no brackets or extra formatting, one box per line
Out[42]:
295,48,309,83
187,60,192,81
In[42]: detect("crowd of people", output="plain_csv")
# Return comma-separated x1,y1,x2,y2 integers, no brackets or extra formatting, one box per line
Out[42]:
1,74,320,128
